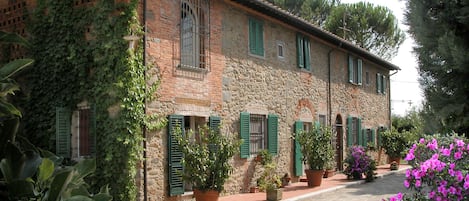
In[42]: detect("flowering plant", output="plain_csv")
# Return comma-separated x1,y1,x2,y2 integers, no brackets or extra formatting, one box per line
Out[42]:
387,136,469,201
343,146,375,181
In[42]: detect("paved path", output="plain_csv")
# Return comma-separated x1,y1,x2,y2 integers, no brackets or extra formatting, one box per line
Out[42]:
293,172,408,201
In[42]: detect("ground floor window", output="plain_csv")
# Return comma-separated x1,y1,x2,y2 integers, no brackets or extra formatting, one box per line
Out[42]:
239,112,278,158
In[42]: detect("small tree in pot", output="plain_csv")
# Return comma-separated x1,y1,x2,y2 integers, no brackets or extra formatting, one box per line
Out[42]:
381,128,408,167
173,125,240,201
294,125,334,187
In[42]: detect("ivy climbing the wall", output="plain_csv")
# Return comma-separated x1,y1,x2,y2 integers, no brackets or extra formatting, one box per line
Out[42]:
22,0,161,200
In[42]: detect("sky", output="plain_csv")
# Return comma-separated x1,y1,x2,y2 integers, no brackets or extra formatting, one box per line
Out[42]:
340,0,423,116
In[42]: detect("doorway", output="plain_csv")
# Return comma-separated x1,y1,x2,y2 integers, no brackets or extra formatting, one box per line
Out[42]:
334,115,343,171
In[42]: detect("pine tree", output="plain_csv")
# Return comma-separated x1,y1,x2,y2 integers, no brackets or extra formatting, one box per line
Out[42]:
405,0,469,134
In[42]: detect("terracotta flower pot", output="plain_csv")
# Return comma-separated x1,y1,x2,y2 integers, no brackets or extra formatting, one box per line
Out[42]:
193,189,219,201
305,169,324,187
323,170,335,178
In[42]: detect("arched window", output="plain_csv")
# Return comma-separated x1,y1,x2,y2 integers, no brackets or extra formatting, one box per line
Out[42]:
180,0,209,69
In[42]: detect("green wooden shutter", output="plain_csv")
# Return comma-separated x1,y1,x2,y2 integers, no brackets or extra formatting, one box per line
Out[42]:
346,116,353,146
249,18,256,54
357,118,362,146
240,112,250,158
358,129,364,147
376,73,382,93
304,38,311,70
357,59,363,85
294,121,304,176
348,56,354,83
382,75,387,94
371,129,376,146
257,21,264,56
297,34,304,68
267,114,278,155
377,128,382,148
209,116,221,135
56,107,71,158
89,104,96,156
168,115,184,196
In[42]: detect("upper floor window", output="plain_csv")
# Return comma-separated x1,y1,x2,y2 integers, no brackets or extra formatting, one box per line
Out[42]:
376,73,387,94
180,0,209,69
249,18,264,57
348,55,363,85
297,34,311,70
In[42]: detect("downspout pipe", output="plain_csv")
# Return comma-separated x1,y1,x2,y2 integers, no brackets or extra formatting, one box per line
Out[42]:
142,0,148,200
388,70,400,129
328,42,342,128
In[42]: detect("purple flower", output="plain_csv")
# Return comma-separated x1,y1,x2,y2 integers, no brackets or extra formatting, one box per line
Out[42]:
404,179,410,188
415,179,422,187
419,138,426,144
427,139,438,150
428,191,436,199
441,148,451,156
454,151,462,160
455,139,465,148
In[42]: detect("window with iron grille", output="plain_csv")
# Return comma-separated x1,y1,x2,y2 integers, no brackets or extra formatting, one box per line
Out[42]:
250,114,266,155
179,0,210,70
351,117,359,145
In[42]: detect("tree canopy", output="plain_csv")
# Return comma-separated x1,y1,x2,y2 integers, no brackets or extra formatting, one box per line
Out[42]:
268,0,341,27
267,0,405,60
405,0,469,134
324,2,405,60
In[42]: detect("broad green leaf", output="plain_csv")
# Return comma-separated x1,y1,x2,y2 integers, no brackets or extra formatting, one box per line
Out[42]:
0,81,20,97
0,59,34,80
7,179,35,197
46,169,73,201
0,31,30,47
69,185,91,197
73,158,96,179
19,150,42,180
38,158,54,183
63,195,94,201
92,193,113,201
0,98,22,117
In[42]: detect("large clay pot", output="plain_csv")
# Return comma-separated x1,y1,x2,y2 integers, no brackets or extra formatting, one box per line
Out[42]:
389,157,401,165
305,169,324,187
193,189,219,201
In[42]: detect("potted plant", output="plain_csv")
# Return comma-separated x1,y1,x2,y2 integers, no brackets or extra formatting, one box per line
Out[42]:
294,125,334,187
258,163,282,201
323,160,336,178
343,146,375,181
174,125,240,201
381,127,408,166
256,149,273,165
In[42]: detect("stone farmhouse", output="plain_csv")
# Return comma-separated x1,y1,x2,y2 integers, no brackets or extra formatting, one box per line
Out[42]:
145,0,398,200
1,0,399,200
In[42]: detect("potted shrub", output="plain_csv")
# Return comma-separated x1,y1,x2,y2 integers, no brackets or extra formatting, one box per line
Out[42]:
294,125,334,187
323,160,336,178
256,149,273,165
258,163,282,201
343,146,375,181
381,128,408,166
174,125,240,201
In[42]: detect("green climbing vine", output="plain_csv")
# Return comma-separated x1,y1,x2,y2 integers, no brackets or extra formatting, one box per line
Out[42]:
22,0,162,200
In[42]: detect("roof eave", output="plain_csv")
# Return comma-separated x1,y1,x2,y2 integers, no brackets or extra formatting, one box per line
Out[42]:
230,0,401,71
